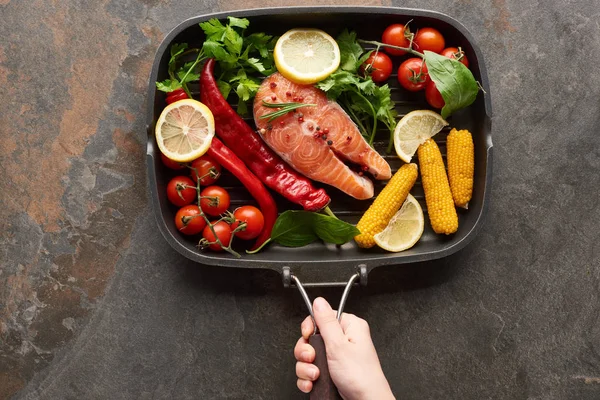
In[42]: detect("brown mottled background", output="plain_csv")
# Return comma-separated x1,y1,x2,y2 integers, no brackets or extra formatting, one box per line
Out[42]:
1,0,599,399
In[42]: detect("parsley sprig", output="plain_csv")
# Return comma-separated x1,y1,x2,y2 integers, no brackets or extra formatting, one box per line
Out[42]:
155,43,204,98
316,30,397,151
200,17,278,115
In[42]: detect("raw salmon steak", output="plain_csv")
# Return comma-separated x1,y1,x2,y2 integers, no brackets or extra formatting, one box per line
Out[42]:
253,74,391,200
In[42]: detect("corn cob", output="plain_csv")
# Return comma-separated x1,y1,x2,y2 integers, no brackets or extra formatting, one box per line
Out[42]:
354,163,418,248
418,139,458,235
447,128,474,209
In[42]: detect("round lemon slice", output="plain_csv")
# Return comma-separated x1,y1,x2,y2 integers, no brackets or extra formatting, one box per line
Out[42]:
155,99,215,163
274,28,340,84
374,194,424,252
394,110,448,163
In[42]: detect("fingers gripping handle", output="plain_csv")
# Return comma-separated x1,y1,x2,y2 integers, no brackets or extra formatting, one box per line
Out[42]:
309,334,341,400
292,272,361,399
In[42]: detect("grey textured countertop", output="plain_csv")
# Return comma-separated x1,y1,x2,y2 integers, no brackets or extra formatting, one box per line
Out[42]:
1,0,599,399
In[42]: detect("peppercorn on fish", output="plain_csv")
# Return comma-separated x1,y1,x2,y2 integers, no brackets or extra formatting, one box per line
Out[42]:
354,163,419,248
253,73,391,200
447,128,474,209
418,139,458,235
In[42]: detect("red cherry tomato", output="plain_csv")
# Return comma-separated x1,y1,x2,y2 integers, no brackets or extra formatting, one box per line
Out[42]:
166,88,188,105
167,176,196,207
161,153,186,170
200,186,230,216
440,47,469,68
362,52,393,83
414,27,445,54
231,206,265,240
174,205,206,235
382,23,413,56
397,58,429,92
190,155,222,186
202,221,232,251
425,80,445,109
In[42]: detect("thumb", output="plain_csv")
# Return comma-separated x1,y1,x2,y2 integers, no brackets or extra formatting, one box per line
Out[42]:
313,297,344,347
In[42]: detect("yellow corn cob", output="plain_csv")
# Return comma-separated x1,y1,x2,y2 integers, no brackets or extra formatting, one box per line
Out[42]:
447,128,474,209
418,139,458,235
354,163,418,248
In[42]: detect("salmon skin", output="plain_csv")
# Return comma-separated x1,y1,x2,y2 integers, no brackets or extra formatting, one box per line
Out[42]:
253,73,391,200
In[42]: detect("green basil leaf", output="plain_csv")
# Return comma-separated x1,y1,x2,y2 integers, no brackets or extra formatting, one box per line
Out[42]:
269,211,359,247
423,50,479,119
270,211,319,247
312,214,360,245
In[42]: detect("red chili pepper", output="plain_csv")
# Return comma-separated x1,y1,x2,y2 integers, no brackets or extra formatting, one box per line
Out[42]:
166,88,188,104
207,138,277,250
200,59,330,211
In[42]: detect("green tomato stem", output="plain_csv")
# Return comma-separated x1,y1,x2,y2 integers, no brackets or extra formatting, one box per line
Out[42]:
358,39,424,58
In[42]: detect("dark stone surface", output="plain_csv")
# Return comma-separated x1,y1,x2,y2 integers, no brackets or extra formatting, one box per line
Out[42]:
1,0,599,399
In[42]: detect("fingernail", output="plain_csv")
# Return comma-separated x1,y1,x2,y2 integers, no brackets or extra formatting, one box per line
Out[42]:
314,297,328,312
308,366,318,380
301,351,310,361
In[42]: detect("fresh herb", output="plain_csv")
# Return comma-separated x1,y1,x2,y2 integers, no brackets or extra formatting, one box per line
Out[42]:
422,51,479,119
248,210,360,252
156,43,203,98
259,101,317,122
316,30,397,149
199,17,277,115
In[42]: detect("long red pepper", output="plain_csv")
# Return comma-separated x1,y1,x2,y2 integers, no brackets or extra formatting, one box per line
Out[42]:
200,59,330,211
165,88,188,104
207,137,277,250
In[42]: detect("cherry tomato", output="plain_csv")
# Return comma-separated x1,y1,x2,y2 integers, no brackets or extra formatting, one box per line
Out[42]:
382,23,413,56
174,205,206,235
414,27,445,54
441,47,469,68
231,206,265,240
190,155,222,186
362,52,393,82
161,153,185,170
397,58,429,92
425,80,445,109
200,186,230,216
202,221,232,251
167,176,196,207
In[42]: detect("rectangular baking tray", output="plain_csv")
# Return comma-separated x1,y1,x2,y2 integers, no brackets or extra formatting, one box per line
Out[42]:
146,6,493,283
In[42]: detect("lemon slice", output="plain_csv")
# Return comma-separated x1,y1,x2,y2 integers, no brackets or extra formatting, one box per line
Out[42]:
374,194,424,252
155,99,215,163
394,110,448,163
274,28,340,84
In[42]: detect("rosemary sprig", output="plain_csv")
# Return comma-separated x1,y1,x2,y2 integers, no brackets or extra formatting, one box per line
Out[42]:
259,100,317,122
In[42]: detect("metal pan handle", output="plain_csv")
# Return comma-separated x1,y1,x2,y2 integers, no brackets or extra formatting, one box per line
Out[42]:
291,270,362,399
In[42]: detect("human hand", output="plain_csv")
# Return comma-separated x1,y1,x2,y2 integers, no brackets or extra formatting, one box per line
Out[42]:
294,297,394,400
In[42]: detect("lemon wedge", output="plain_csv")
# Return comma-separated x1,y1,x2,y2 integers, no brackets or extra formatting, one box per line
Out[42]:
374,194,424,252
155,99,215,163
394,110,448,163
274,28,340,84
